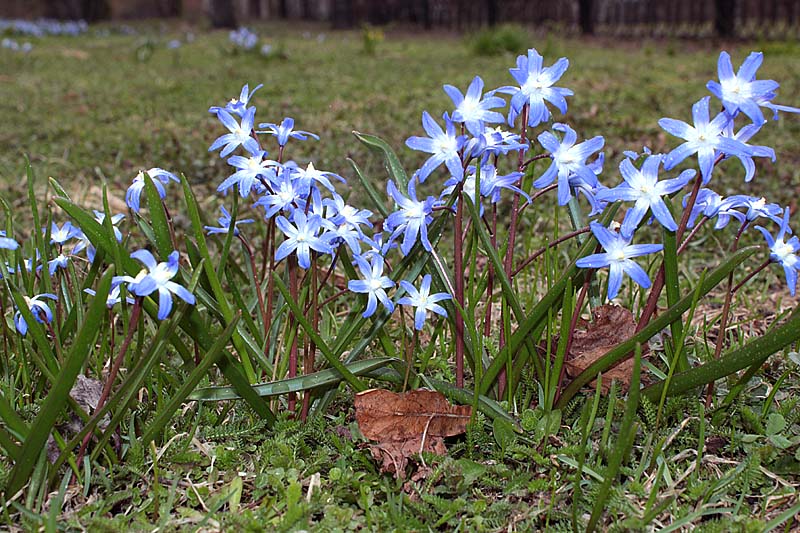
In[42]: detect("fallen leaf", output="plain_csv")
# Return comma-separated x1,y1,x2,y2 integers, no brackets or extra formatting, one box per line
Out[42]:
47,375,107,463
564,304,646,392
355,389,471,478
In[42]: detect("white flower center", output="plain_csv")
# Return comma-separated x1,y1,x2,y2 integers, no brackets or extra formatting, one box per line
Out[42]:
773,241,794,261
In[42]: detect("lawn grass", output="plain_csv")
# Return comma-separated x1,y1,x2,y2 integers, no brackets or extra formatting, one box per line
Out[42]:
1,21,799,531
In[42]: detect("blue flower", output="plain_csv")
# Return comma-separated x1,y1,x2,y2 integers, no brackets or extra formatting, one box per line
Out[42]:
48,254,70,275
405,111,466,182
576,222,663,300
48,221,81,245
397,274,451,330
756,207,799,295
274,211,333,269
723,195,784,225
292,162,345,193
385,179,438,255
253,166,306,219
597,154,695,234
14,293,57,336
126,168,179,213
442,164,526,211
204,206,254,236
208,107,260,157
478,126,528,159
496,48,573,128
209,83,263,118
218,150,275,197
722,123,775,182
113,250,196,320
658,96,751,183
85,286,135,308
257,117,319,146
707,51,798,125
324,192,373,235
685,188,744,229
534,123,605,205
348,254,395,318
229,27,258,50
443,76,506,136
0,231,19,251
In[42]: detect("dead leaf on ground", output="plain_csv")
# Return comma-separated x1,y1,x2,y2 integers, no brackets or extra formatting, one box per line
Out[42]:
564,304,647,393
355,389,471,479
47,375,107,463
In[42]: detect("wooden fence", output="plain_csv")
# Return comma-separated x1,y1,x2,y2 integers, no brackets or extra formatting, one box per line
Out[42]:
322,0,800,38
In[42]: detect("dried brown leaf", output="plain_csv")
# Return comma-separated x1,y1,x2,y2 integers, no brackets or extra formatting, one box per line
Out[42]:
355,389,471,441
564,304,646,392
355,389,471,479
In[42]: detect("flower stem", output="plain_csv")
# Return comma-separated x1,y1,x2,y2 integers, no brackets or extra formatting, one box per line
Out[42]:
75,298,141,470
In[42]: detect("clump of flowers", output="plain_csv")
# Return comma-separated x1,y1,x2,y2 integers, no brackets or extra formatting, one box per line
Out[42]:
3,44,799,482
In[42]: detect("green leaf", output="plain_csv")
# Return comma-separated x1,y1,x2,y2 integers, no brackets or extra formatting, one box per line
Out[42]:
642,303,800,401
557,245,759,408
141,313,241,445
766,413,787,436
492,417,518,451
768,434,792,449
6,269,113,496
142,173,174,258
586,343,641,533
352,131,408,190
347,157,389,218
189,357,395,401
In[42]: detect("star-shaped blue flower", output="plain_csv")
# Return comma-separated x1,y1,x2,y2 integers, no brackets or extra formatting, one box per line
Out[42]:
658,97,751,183
496,48,573,128
405,111,465,182
274,211,333,269
397,274,451,330
257,117,319,146
204,206,254,236
707,51,799,125
209,107,260,157
535,123,605,206
113,250,196,320
386,179,438,255
14,293,57,336
444,76,506,136
126,168,179,213
598,154,695,235
218,150,275,197
209,83,263,118
348,254,395,318
756,207,799,295
576,222,663,300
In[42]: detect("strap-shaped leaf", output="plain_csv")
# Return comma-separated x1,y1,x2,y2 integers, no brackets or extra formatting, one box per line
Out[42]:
556,245,759,408
347,157,389,218
273,273,367,392
6,268,113,496
353,131,408,190
141,313,241,445
642,307,800,400
142,174,174,258
190,357,395,401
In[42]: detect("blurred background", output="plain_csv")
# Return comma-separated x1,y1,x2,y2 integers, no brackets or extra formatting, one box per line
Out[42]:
2,0,799,39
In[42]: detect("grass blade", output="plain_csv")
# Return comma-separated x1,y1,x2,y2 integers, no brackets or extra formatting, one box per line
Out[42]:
586,343,641,533
190,357,395,401
141,313,241,445
273,273,367,392
6,268,113,496
142,174,174,258
556,245,758,408
352,131,408,190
